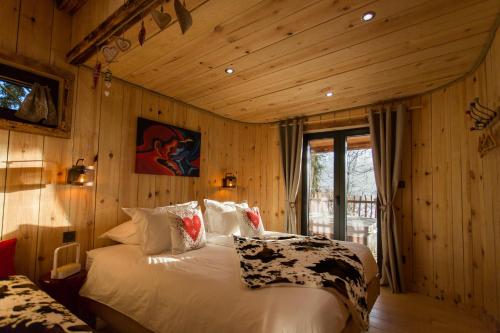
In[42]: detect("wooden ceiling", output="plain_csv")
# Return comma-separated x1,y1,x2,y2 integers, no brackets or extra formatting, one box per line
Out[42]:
88,0,500,123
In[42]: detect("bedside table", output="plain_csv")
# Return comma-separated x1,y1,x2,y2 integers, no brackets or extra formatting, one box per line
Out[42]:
39,270,87,315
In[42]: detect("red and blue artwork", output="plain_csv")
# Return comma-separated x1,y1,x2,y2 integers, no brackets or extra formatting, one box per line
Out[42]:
135,117,201,177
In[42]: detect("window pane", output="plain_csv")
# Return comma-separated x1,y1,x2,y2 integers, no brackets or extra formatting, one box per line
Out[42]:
0,78,31,112
345,134,378,260
307,138,334,238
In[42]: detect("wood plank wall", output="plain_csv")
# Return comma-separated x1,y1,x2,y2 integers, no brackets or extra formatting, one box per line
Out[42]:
0,0,75,281
0,0,285,282
303,26,500,325
401,25,500,324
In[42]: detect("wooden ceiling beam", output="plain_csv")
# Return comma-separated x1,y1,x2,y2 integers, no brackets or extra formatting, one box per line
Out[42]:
66,0,163,65
55,0,88,15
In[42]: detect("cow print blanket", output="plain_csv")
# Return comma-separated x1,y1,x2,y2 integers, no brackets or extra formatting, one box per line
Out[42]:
0,275,92,333
233,235,369,331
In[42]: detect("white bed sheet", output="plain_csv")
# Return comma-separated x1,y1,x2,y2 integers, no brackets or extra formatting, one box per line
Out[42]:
80,232,377,333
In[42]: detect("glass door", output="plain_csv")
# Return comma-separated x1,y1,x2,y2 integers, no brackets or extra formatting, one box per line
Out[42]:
301,128,379,261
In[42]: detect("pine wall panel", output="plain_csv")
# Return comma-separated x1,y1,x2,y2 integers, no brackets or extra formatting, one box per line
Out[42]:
399,26,500,323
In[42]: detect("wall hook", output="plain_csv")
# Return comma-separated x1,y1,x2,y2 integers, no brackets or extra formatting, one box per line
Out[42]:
466,97,498,131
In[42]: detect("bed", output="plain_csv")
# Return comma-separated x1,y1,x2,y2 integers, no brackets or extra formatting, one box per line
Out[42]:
80,232,379,333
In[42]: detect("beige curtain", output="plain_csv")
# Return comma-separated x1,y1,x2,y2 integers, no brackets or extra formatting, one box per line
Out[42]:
279,119,304,234
16,83,58,126
368,104,406,292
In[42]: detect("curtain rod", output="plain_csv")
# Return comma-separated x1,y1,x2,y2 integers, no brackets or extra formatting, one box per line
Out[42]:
305,124,368,133
279,105,422,126
371,105,422,112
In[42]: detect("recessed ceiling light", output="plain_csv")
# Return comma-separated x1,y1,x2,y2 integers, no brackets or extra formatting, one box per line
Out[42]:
326,91,334,97
361,11,376,22
225,67,235,74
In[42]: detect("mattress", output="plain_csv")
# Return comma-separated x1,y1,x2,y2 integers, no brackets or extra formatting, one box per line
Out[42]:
80,232,378,333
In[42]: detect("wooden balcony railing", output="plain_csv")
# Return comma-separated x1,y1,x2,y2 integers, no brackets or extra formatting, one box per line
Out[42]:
347,195,377,218
308,193,377,218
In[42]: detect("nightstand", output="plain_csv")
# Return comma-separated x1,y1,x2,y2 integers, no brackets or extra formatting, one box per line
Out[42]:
39,270,87,315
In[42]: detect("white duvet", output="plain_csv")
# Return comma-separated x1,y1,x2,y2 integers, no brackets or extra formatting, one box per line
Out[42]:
80,232,377,333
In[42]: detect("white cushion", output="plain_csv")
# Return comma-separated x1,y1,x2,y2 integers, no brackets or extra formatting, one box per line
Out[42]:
203,199,248,235
99,220,140,245
235,206,265,237
122,208,170,254
122,201,198,255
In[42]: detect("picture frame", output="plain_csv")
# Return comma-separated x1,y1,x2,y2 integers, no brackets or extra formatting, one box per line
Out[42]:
0,51,74,139
135,117,201,177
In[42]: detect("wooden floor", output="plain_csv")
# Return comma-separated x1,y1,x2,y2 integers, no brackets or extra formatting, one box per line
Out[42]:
368,288,496,333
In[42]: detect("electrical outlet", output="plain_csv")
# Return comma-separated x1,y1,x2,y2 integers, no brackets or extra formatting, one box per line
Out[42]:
63,231,76,243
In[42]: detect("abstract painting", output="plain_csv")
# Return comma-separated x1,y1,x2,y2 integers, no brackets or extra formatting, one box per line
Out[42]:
135,117,201,176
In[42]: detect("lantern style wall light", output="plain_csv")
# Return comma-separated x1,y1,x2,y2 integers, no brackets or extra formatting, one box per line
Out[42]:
222,173,237,189
67,159,95,186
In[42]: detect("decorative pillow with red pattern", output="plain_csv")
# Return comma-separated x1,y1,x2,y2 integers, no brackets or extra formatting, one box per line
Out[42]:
235,206,265,237
168,206,206,254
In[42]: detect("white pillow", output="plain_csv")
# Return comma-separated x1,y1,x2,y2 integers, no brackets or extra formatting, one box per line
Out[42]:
123,201,198,255
122,202,198,224
99,220,140,245
156,201,198,215
235,206,265,237
203,199,248,235
122,208,170,254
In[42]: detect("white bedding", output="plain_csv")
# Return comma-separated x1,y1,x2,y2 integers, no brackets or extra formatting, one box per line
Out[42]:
80,232,377,333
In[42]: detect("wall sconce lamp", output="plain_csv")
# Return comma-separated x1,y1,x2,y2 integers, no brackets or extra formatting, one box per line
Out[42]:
67,159,95,186
222,173,237,189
